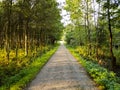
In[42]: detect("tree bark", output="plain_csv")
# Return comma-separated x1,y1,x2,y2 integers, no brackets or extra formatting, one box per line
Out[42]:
25,20,29,56
107,0,116,70
85,0,91,55
5,0,12,61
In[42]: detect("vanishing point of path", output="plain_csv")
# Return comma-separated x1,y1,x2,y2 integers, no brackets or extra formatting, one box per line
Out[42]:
26,45,99,90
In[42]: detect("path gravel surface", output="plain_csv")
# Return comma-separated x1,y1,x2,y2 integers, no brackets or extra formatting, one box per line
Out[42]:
26,45,99,90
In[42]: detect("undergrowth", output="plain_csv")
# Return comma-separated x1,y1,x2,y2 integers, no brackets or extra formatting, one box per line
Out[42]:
68,46,120,90
0,46,58,90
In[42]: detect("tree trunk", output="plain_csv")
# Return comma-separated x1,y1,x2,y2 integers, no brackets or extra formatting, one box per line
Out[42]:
107,0,116,70
5,0,13,61
5,31,10,61
85,0,91,55
25,20,29,56
94,1,101,60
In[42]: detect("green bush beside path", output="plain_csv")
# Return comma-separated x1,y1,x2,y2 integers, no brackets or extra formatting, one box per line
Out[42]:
0,46,58,90
68,47,120,90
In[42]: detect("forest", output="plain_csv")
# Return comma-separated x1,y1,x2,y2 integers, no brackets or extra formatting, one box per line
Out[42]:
0,0,63,89
65,0,120,89
65,0,120,70
0,0,120,90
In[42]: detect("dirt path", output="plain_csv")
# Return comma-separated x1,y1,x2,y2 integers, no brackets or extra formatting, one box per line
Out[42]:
26,45,99,90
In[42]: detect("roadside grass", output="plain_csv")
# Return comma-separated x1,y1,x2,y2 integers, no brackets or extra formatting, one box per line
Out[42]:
0,46,58,90
67,46,120,90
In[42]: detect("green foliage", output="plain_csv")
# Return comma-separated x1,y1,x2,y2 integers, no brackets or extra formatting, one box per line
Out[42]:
0,46,58,90
0,0,63,87
65,0,120,70
65,24,86,46
68,47,120,90
113,49,120,65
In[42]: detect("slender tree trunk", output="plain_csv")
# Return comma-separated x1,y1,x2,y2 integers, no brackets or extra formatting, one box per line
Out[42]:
5,28,10,61
40,28,43,55
25,20,29,56
5,0,12,61
15,24,20,58
15,37,18,58
85,0,91,55
83,8,88,52
107,0,116,70
93,0,100,60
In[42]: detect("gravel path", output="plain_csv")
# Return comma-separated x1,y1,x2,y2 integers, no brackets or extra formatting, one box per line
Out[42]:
26,45,99,90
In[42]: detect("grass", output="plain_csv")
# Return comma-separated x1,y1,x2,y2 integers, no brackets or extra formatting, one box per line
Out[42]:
0,46,58,90
67,46,120,90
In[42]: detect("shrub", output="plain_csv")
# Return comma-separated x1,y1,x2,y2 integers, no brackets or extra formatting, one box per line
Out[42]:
0,46,58,90
69,47,120,90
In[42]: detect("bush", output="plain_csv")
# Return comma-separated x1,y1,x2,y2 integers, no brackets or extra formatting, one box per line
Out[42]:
69,47,120,90
0,46,58,90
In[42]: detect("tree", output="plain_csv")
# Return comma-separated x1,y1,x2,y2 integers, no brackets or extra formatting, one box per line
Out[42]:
65,0,120,70
0,0,63,58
